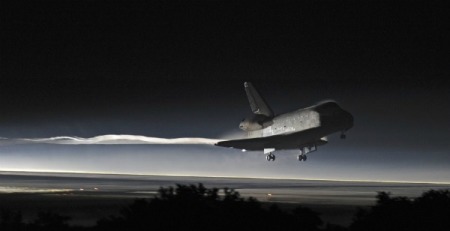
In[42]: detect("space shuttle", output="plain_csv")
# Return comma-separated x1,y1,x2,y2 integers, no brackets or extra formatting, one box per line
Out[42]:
216,82,353,162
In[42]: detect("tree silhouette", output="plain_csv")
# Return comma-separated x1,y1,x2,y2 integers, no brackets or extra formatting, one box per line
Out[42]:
350,190,450,231
0,209,24,231
96,183,323,231
28,211,71,231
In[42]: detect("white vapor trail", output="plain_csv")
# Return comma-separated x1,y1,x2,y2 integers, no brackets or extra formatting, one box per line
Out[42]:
9,135,224,145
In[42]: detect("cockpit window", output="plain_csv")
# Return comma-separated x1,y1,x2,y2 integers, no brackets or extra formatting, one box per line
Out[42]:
323,102,339,108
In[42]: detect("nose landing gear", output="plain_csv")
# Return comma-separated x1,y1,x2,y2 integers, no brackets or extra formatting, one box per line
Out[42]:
340,131,347,139
297,154,307,161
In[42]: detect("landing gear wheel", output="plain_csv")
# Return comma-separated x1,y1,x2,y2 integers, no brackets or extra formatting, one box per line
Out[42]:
266,153,276,161
297,154,307,161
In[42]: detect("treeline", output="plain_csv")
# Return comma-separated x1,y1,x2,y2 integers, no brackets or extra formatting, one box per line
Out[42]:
1,184,449,231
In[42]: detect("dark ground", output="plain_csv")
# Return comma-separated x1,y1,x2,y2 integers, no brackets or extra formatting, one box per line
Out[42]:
1,171,449,227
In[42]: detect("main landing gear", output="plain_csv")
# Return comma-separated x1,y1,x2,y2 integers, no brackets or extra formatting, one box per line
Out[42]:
266,153,276,161
297,145,316,162
264,148,276,161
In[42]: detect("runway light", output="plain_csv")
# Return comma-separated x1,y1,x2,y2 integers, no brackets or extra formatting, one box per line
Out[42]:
79,188,84,191
242,149,247,152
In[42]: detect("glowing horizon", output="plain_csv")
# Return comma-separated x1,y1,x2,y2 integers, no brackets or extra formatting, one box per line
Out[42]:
1,168,449,185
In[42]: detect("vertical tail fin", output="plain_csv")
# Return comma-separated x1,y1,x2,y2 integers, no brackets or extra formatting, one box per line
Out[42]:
244,82,274,117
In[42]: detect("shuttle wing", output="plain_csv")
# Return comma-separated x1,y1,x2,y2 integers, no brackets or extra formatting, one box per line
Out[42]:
215,127,328,151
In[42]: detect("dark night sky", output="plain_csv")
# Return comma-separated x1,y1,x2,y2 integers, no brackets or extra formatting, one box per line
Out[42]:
0,0,449,182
